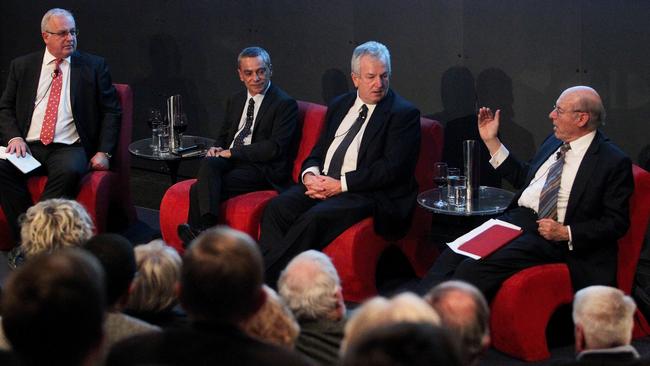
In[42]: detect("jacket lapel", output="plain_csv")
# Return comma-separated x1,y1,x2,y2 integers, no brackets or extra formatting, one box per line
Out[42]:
565,131,603,221
69,51,81,113
252,84,275,138
25,52,44,123
357,89,393,162
525,136,562,186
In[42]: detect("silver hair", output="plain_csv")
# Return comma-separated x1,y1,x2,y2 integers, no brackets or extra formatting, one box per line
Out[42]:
278,250,341,321
237,46,271,69
351,41,391,76
41,8,75,33
573,286,636,349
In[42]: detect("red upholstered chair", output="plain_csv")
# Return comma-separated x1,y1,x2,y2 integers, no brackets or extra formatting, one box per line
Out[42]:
0,83,135,250
322,117,443,302
489,164,650,361
159,100,327,253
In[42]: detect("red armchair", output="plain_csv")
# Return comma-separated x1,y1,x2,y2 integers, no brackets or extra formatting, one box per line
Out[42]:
0,83,135,250
489,164,650,361
159,100,327,253
322,117,443,302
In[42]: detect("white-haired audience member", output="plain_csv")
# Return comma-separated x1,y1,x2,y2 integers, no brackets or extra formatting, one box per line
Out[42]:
426,280,490,366
242,285,300,349
9,198,94,268
341,322,462,366
278,250,346,366
125,239,186,328
341,292,440,355
558,285,645,365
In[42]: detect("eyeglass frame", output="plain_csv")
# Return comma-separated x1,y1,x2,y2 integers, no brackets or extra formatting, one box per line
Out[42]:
552,104,585,115
44,28,79,38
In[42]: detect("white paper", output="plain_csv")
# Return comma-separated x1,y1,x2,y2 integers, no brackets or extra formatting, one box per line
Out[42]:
446,218,522,260
0,146,7,160
4,148,41,174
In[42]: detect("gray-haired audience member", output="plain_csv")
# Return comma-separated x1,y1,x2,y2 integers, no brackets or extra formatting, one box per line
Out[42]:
1,249,106,366
107,226,312,366
341,322,462,366
426,280,490,366
558,285,644,365
84,233,161,364
278,250,347,365
125,239,186,328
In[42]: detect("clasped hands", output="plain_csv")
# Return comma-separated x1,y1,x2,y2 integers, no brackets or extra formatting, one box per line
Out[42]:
537,218,570,242
303,173,342,200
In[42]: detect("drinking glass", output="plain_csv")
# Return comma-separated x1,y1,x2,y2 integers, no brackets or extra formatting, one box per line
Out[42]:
432,162,448,207
147,108,163,153
159,116,170,154
447,167,461,205
452,175,468,210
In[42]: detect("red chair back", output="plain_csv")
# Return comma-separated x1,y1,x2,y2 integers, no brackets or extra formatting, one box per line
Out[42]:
111,84,136,223
293,101,327,183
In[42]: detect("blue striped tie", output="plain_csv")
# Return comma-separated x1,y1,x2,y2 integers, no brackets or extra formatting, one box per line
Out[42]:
538,143,571,219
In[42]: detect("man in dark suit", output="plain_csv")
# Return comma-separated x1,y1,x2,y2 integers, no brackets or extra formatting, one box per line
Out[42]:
258,41,421,284
0,8,121,242
107,226,312,366
419,86,634,300
178,46,298,245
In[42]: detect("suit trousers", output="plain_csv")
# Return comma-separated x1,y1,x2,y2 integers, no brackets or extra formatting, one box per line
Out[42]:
418,207,568,299
188,156,272,230
0,142,87,241
259,184,374,286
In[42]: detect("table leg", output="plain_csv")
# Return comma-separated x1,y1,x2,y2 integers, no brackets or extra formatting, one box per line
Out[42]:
165,160,181,184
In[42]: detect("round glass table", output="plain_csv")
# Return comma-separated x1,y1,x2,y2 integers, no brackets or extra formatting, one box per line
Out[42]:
417,186,515,216
129,135,215,183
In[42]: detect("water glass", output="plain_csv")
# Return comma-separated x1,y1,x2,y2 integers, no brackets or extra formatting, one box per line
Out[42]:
159,118,170,154
432,162,448,207
453,176,468,209
151,121,162,155
447,167,461,204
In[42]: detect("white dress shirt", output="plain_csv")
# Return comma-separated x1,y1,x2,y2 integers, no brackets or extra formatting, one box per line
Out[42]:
228,82,270,148
302,94,377,191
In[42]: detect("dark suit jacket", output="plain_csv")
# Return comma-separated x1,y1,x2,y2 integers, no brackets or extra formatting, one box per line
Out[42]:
555,348,645,366
0,50,121,158
302,90,421,239
498,131,633,289
215,83,298,190
106,321,313,366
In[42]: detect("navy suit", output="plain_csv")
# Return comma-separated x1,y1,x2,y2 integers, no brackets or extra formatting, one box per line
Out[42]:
259,89,421,284
188,84,298,229
0,50,120,239
420,131,633,298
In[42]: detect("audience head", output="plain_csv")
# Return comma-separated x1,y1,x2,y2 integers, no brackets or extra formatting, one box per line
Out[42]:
237,46,272,96
179,226,266,323
426,280,490,366
351,41,391,104
2,249,106,366
126,239,182,313
551,86,605,143
84,233,136,309
341,322,462,366
572,285,636,353
242,285,300,349
41,8,77,59
20,198,94,259
342,292,440,354
278,250,345,322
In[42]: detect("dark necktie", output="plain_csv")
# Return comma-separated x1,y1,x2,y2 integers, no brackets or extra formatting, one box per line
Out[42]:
232,98,255,148
41,59,63,145
327,104,368,178
538,143,572,219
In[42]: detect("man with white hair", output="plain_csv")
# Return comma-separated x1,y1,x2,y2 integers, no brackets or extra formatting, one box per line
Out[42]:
561,285,643,365
278,250,346,366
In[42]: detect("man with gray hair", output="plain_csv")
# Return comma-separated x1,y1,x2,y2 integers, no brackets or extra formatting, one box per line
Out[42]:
425,280,490,366
278,250,347,366
259,40,421,284
421,86,633,301
0,8,121,247
557,285,643,365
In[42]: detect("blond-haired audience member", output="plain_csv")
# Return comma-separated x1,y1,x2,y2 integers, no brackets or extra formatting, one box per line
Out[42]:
242,285,300,349
9,198,94,268
125,240,186,328
341,292,440,355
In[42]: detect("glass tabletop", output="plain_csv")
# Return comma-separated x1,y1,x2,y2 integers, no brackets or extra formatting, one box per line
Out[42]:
417,186,515,216
129,135,215,161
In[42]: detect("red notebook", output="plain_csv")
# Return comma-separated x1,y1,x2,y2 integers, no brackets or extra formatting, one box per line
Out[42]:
457,223,523,258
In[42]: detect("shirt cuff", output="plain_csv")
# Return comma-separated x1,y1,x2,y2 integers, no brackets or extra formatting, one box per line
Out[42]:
567,225,573,251
489,144,509,168
301,167,321,184
341,174,348,192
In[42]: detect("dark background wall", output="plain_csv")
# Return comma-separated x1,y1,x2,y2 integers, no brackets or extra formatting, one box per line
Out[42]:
2,0,649,175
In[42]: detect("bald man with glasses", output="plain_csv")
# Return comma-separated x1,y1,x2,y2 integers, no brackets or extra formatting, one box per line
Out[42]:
0,8,121,251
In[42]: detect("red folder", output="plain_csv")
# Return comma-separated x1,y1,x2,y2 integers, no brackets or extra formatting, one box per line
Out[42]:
457,224,523,258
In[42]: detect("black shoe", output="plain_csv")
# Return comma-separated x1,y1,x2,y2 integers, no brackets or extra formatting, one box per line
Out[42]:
177,224,200,249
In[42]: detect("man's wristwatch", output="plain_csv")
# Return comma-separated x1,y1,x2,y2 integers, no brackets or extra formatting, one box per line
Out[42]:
103,152,112,160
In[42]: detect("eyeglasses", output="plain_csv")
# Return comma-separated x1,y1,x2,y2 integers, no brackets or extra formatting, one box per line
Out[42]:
45,28,79,38
552,104,584,115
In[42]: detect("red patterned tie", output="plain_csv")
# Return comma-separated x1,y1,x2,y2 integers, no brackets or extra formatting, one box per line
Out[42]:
40,59,63,145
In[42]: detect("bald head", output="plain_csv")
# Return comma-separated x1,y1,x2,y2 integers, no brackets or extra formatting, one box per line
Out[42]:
559,86,605,129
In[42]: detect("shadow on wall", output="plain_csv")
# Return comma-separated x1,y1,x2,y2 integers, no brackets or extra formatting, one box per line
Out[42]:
427,66,477,126
321,68,350,105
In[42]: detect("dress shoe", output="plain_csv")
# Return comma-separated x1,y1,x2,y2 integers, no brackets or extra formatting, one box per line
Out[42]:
177,224,200,248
